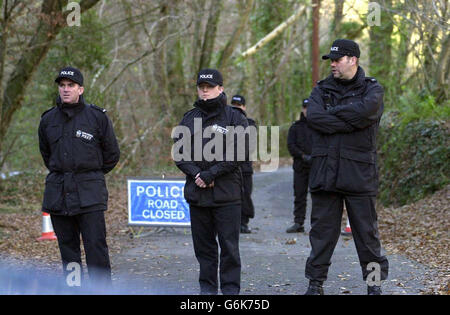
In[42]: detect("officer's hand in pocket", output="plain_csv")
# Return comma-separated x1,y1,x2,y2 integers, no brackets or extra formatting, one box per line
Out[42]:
302,154,312,166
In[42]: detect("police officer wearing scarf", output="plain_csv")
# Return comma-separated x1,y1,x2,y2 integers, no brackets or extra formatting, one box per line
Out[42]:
173,69,248,295
38,67,120,287
303,40,389,295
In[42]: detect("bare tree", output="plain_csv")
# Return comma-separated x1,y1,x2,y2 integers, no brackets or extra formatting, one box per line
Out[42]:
369,0,393,82
332,0,345,38
311,0,321,86
198,0,223,71
217,0,254,72
240,4,307,59
0,0,101,163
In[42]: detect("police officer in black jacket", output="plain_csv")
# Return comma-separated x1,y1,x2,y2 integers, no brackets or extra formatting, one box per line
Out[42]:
173,69,248,295
286,99,312,233
38,67,120,287
231,94,256,234
303,40,388,295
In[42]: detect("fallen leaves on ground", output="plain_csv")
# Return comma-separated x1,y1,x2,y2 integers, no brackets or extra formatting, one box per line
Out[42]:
0,178,131,271
378,185,450,295
0,175,448,295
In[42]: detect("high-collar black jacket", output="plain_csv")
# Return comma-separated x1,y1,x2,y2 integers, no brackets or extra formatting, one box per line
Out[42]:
306,67,384,195
38,96,120,215
173,93,249,207
287,112,313,172
231,106,256,175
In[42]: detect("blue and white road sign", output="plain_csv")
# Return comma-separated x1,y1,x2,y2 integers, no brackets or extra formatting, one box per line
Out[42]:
127,179,190,227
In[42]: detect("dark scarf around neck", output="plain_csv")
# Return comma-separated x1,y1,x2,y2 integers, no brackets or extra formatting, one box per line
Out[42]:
334,66,363,86
194,92,227,114
56,95,86,118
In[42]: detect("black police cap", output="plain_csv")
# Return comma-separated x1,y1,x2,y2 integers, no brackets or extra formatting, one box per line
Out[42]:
55,66,84,86
231,95,246,106
322,39,360,60
197,68,223,86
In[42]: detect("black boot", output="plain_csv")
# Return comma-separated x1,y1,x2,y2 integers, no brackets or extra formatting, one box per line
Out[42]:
304,280,324,295
367,285,382,295
286,223,304,233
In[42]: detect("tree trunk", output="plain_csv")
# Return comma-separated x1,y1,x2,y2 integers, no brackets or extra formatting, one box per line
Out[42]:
167,1,190,118
240,4,307,59
332,0,344,38
0,0,100,155
216,0,254,72
311,0,321,86
152,2,170,113
192,0,206,75
435,33,449,103
369,0,393,82
396,8,412,88
198,0,223,71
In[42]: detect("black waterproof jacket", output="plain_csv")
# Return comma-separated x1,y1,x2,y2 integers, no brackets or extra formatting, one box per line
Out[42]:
287,113,313,172
306,67,384,196
231,106,256,175
173,93,249,207
38,96,120,215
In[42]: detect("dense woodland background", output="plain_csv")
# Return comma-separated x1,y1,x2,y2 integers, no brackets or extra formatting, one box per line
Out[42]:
0,0,448,207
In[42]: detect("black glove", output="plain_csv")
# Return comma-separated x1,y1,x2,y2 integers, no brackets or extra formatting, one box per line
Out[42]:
327,105,342,115
199,171,214,186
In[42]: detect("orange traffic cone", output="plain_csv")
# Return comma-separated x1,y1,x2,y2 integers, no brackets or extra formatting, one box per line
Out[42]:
37,212,57,241
341,218,352,236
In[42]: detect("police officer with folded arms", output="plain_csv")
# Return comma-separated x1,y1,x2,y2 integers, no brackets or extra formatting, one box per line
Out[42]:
231,94,256,234
173,69,248,295
303,39,389,295
38,67,120,287
286,99,312,233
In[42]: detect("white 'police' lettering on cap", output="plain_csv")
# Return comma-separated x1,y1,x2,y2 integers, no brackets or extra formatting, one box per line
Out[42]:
199,74,213,79
60,71,74,76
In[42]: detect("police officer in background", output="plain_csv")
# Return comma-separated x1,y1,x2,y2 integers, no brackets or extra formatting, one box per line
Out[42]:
286,99,312,233
231,94,256,234
173,69,248,295
38,67,120,287
304,39,389,295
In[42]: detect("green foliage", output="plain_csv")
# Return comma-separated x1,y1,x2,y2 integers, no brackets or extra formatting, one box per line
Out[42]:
247,0,311,125
45,10,111,73
394,90,450,126
339,21,364,40
0,171,46,214
2,0,447,212
2,10,111,172
378,93,450,206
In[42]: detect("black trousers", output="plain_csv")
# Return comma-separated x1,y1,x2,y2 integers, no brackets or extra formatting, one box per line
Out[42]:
50,211,111,287
189,204,241,295
241,174,255,224
305,191,389,282
293,168,309,224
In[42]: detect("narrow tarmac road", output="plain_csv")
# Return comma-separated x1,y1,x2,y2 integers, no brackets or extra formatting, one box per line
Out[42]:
112,167,432,295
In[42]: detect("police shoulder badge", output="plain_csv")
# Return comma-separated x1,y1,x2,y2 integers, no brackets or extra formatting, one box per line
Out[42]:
91,104,107,113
